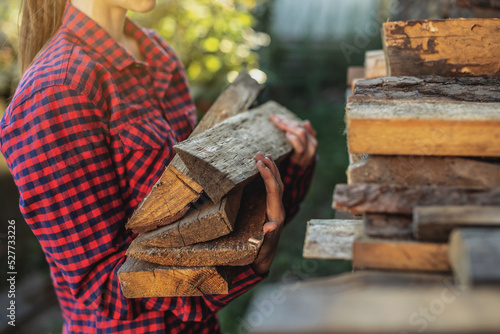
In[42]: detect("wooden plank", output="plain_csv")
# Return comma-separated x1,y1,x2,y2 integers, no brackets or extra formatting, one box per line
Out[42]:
346,77,500,157
414,206,500,242
363,214,413,240
353,237,450,272
126,181,267,266
349,76,500,104
346,66,364,86
126,71,263,233
133,189,243,248
118,257,235,297
456,0,500,10
333,184,500,215
246,272,500,334
364,50,387,80
449,228,500,287
348,155,500,188
174,101,297,203
303,220,364,260
383,18,500,77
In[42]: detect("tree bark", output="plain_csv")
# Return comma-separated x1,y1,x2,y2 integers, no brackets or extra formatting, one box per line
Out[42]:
348,155,500,188
333,184,500,215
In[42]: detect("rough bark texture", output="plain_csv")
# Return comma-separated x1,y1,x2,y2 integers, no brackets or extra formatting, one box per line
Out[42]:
303,220,364,260
415,206,500,242
364,50,387,80
457,0,500,9
363,214,413,240
353,237,450,272
126,181,267,266
346,77,500,157
348,155,500,188
118,257,236,297
383,19,500,77
126,71,263,233
333,184,500,215
174,101,297,203
449,228,500,287
133,189,243,248
246,272,500,334
350,76,500,103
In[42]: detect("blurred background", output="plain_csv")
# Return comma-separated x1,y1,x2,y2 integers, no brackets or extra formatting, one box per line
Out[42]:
0,0,481,333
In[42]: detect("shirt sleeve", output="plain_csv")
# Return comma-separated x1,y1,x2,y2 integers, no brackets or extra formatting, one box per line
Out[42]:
280,156,317,224
0,85,264,322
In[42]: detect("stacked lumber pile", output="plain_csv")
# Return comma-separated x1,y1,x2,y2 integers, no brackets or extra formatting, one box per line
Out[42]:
118,72,301,297
247,17,500,334
334,18,500,281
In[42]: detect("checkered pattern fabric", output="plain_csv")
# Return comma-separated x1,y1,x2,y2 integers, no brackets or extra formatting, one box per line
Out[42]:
0,3,314,333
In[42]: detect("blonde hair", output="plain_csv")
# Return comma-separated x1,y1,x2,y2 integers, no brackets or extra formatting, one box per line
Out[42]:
19,0,67,74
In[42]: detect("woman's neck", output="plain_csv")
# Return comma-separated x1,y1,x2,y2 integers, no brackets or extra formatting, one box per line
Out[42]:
71,1,127,43
70,1,144,61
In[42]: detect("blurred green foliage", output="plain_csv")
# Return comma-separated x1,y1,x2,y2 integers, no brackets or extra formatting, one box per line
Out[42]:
0,0,268,109
132,0,269,108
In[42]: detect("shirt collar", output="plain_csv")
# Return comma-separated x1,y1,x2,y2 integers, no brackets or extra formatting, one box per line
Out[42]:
62,2,169,71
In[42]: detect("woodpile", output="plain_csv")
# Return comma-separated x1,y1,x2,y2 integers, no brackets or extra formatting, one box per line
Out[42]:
336,21,500,289
247,17,500,334
118,72,301,297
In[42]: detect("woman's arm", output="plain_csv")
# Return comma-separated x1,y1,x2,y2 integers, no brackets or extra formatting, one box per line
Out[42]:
1,84,267,321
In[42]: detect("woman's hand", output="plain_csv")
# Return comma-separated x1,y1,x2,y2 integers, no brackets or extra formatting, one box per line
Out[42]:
270,115,317,169
252,152,285,276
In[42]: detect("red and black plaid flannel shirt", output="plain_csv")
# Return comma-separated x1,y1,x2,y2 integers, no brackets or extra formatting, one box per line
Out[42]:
0,3,314,334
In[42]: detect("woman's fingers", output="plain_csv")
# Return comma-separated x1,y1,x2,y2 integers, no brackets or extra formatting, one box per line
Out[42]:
286,132,305,156
270,114,317,168
256,155,285,224
304,120,317,137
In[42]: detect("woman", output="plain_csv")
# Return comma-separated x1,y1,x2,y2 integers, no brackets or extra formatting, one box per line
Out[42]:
0,0,317,333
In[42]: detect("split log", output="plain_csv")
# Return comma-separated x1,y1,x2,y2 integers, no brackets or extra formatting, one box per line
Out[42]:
456,0,500,11
246,272,500,334
126,182,266,266
353,237,450,272
133,189,242,248
363,214,413,240
364,50,387,80
383,19,500,77
346,77,500,157
174,101,297,203
348,155,500,188
303,220,364,260
118,257,235,297
449,228,500,287
414,206,500,242
126,71,263,233
333,184,500,215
